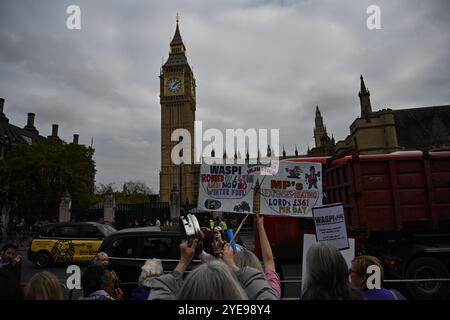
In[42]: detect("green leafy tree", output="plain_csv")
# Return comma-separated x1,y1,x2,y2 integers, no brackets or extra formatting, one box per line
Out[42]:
3,140,96,219
0,159,9,210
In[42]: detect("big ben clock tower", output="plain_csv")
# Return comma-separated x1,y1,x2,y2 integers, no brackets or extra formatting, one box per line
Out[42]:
160,18,198,205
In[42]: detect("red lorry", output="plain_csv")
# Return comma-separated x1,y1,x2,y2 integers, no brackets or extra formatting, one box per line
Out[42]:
254,151,450,299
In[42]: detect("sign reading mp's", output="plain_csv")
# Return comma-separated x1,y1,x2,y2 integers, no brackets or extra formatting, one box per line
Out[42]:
259,161,322,217
198,163,255,213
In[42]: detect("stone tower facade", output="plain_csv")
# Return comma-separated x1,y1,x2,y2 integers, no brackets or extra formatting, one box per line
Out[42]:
159,19,198,205
359,75,372,118
313,105,327,148
309,106,335,157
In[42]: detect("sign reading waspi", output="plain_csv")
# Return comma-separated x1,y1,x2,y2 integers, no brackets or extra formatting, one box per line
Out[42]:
198,162,254,213
312,203,349,250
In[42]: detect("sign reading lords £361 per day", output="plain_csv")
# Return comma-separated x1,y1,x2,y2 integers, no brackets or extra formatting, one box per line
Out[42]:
198,163,255,213
259,161,322,217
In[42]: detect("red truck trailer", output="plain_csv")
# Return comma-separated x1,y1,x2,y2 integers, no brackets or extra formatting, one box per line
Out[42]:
254,151,450,299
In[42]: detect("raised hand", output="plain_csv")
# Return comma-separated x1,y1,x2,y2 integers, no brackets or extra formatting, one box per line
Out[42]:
176,238,199,273
222,243,239,273
256,213,264,226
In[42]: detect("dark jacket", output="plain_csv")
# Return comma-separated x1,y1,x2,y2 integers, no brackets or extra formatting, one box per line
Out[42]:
363,288,406,300
130,285,151,300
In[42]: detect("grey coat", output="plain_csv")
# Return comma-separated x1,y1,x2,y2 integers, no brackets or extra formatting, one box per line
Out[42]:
148,266,278,300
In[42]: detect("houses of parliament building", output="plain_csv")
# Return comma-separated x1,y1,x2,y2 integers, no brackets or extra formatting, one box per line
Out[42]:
158,20,450,206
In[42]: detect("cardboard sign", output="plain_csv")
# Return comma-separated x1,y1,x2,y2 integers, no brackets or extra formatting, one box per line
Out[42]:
259,161,322,217
301,234,355,292
198,163,255,213
312,203,349,250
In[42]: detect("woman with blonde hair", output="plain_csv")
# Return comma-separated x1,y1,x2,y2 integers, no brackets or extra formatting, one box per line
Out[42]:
24,271,63,300
350,255,406,300
93,251,109,266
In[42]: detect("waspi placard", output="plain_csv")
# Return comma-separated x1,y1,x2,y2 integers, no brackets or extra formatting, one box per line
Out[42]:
198,163,255,213
312,203,349,250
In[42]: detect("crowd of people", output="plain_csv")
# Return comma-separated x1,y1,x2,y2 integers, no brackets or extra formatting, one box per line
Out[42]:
0,214,406,300
1,216,53,247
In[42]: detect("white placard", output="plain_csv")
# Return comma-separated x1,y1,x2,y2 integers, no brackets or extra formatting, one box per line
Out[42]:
312,203,349,250
197,162,255,213
259,161,322,217
301,234,355,292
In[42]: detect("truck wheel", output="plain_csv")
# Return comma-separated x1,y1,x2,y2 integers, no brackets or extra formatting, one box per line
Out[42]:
35,251,53,268
405,257,450,300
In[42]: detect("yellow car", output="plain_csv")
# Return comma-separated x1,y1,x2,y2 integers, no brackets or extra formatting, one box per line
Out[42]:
28,222,116,268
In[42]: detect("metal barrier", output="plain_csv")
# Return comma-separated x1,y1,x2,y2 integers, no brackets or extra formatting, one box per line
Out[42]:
385,278,450,283
58,278,450,300
279,278,450,299
2,231,37,249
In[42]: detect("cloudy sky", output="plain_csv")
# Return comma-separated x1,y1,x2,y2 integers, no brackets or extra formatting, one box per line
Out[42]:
1,0,449,192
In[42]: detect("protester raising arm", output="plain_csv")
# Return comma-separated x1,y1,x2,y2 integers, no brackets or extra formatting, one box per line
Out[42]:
222,244,278,300
256,214,281,298
175,239,198,273
148,239,198,300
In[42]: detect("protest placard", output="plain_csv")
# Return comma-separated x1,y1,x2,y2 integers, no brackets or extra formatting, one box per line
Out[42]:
198,163,254,213
259,161,322,217
312,203,349,250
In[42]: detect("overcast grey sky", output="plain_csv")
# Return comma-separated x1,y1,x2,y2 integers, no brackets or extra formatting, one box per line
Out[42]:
1,0,449,192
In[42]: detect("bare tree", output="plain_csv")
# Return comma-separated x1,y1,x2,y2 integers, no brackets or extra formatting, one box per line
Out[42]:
95,183,116,195
122,181,154,195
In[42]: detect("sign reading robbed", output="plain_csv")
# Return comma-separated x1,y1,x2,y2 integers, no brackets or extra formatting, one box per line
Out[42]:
312,203,349,250
259,161,322,217
198,163,255,213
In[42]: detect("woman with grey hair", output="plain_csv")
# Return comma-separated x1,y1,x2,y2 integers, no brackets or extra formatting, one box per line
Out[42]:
177,260,248,300
130,259,163,300
301,242,362,300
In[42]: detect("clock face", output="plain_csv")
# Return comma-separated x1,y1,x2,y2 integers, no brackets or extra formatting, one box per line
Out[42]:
167,78,182,93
